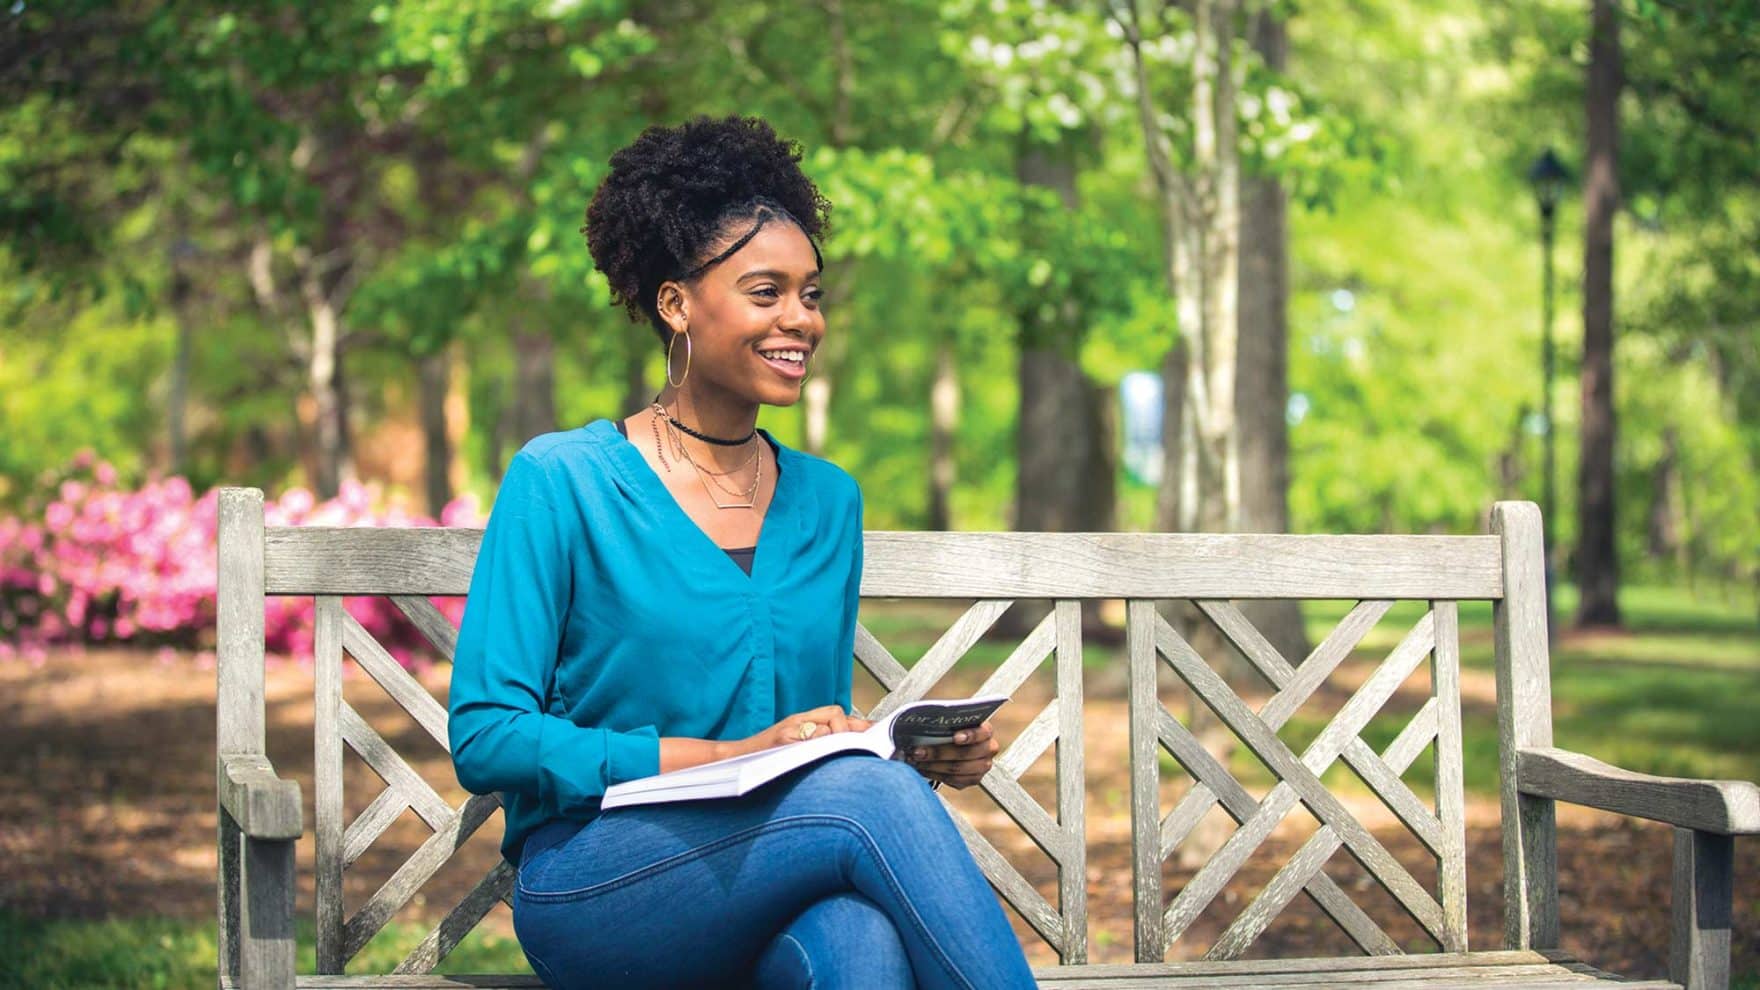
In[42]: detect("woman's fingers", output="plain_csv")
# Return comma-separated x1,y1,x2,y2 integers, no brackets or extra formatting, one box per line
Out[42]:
911,756,994,777
909,724,999,765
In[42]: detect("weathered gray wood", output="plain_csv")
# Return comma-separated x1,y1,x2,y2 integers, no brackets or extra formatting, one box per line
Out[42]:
343,786,409,871
262,527,1505,599
393,861,517,974
214,494,1738,988
1027,949,1678,986
241,832,299,990
974,606,1059,702
265,526,484,595
218,489,286,979
218,806,243,987
315,596,347,973
389,594,459,660
1518,748,1760,836
1054,599,1089,965
1669,828,1734,990
1213,701,1439,960
218,754,303,840
1126,599,1164,961
1157,599,1392,859
218,489,269,756
1492,500,1560,951
942,799,1068,953
341,794,500,962
288,972,542,979
1206,699,1441,960
996,699,1060,780
852,621,909,691
1158,707,1401,958
1153,611,1445,947
339,703,455,829
1431,600,1469,952
1198,600,1444,857
860,532,1504,599
867,598,1013,719
341,611,451,750
982,762,1072,863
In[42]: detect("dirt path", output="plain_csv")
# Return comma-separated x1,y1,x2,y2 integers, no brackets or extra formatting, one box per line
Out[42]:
1,648,1752,979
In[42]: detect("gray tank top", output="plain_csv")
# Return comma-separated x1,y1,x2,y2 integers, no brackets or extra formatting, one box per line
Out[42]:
612,418,757,575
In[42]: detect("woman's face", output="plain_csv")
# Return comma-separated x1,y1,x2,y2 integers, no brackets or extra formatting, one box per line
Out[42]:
660,220,825,407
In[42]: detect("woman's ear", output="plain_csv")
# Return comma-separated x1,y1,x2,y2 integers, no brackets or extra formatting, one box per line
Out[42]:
656,281,689,336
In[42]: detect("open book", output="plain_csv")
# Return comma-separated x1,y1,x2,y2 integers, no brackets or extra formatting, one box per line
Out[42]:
599,695,1008,810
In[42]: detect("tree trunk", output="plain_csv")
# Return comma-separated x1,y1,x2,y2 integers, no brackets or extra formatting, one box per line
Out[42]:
1008,143,1115,639
1235,6,1309,664
511,328,557,445
623,329,652,416
300,262,355,500
802,375,831,456
167,252,193,477
927,341,959,531
419,348,453,518
1576,0,1622,628
1124,0,1246,868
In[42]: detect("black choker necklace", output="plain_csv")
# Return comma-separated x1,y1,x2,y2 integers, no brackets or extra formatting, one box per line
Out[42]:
653,401,757,446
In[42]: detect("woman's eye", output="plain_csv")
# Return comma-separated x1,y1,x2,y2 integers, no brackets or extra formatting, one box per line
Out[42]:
752,287,780,300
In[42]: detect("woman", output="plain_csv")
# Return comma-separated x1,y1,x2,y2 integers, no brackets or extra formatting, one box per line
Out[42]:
447,115,1038,990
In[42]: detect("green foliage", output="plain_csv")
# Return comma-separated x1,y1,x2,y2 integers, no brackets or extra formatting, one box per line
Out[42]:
0,0,1752,583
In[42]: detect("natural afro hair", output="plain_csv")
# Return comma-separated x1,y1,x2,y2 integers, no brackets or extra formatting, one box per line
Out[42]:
583,114,832,346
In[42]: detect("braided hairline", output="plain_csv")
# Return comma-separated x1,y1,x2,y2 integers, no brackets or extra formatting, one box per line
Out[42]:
677,196,826,282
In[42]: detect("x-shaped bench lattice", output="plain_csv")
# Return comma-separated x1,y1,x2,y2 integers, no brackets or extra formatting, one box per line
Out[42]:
313,594,514,975
1127,598,1469,961
852,598,1089,964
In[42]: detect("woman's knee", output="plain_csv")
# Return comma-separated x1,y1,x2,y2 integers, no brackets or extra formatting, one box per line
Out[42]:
753,892,911,990
789,755,937,813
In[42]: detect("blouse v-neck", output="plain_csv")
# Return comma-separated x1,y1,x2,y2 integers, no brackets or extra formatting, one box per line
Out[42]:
598,417,790,581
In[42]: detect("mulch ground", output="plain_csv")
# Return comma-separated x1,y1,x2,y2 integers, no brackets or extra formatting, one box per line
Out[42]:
1,647,1753,979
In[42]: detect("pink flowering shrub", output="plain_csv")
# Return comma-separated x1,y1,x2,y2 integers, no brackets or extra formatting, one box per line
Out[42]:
0,449,485,670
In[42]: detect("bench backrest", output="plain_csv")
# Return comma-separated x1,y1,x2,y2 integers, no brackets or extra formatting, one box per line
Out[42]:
216,488,1554,975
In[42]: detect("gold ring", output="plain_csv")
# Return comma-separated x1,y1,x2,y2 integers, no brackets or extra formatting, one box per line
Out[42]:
798,722,818,740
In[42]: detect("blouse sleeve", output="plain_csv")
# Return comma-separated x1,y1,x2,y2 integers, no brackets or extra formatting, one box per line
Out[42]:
833,476,864,714
448,449,660,813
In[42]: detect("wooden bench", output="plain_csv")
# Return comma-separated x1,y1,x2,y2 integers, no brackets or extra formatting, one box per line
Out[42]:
213,489,1757,988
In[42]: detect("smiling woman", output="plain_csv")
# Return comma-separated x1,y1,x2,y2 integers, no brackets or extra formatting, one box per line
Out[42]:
446,115,1034,990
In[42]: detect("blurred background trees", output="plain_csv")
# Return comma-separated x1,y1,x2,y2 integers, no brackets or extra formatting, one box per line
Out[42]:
3,0,1756,628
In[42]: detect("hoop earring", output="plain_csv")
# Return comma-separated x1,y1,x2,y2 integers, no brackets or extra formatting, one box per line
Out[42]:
666,329,691,388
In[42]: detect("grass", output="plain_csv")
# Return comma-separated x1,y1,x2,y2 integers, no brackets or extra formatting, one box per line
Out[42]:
0,912,532,990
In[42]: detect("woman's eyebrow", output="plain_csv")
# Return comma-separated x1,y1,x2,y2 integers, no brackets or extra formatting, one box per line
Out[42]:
736,268,821,284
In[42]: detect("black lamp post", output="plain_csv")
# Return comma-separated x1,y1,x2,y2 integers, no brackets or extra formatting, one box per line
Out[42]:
1527,147,1570,637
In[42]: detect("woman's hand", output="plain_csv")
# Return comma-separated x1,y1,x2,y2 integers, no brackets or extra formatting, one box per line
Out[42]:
726,705,872,760
902,721,999,790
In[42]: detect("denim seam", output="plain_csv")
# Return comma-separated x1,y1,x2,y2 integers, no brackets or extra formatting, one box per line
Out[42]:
820,812,976,990
515,815,830,901
779,933,813,989
512,812,976,990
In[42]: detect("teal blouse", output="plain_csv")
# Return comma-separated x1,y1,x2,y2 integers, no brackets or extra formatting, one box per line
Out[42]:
447,418,865,865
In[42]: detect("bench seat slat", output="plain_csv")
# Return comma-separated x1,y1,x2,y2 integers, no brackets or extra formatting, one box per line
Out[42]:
280,952,1677,989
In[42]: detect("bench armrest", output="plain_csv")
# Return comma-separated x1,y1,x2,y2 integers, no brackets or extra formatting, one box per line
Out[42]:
218,753,303,840
1516,746,1760,835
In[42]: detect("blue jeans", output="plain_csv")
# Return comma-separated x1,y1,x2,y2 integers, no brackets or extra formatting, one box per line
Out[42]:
511,754,1039,989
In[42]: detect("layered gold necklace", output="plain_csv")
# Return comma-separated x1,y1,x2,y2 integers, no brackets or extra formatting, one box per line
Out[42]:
648,401,763,509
